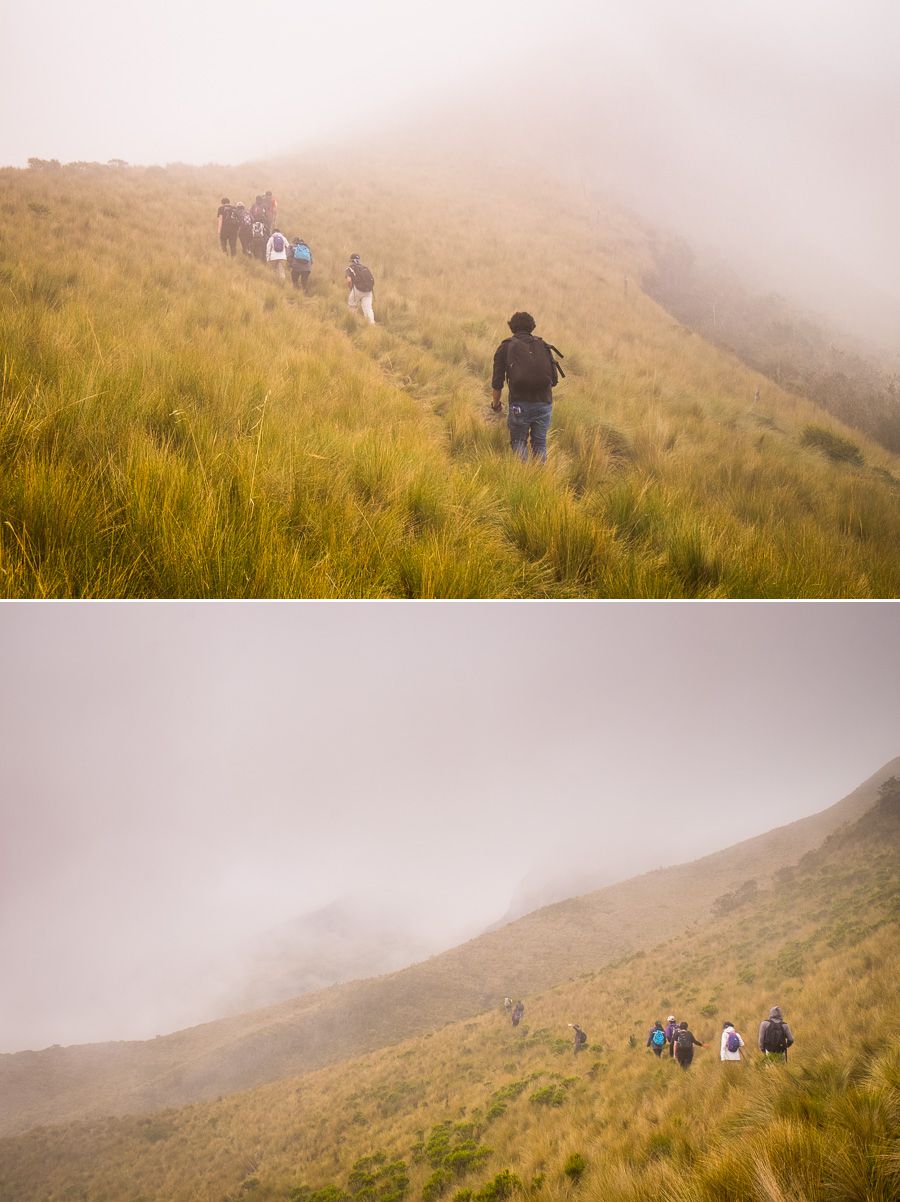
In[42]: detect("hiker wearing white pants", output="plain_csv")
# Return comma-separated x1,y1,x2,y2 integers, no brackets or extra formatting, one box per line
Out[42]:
346,254,376,324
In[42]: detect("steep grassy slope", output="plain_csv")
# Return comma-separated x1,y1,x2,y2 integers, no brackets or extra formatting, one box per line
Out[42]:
1,758,895,1138
1,777,897,1202
1,158,898,596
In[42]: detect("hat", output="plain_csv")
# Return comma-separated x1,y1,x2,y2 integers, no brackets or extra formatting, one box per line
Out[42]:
667,1015,676,1023
350,253,361,263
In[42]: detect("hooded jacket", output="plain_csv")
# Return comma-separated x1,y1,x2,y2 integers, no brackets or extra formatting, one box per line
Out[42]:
758,1006,794,1053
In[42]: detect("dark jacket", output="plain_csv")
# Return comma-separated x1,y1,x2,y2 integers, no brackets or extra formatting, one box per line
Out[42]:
758,1007,794,1053
492,332,558,403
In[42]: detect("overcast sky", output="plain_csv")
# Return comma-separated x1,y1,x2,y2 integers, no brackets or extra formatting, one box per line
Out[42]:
1,601,898,1053
2,2,898,343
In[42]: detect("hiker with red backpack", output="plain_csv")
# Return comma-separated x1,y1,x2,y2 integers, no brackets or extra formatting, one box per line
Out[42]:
346,254,376,324
491,311,565,463
217,197,240,256
720,1021,745,1063
758,1006,794,1061
673,1021,704,1069
647,1020,667,1057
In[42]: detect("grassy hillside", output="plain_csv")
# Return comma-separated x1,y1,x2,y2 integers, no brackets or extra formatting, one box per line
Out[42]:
1,157,899,597
1,758,895,1139
1,778,897,1202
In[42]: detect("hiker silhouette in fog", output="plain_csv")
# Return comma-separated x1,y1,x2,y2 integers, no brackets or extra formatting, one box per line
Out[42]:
511,1000,524,1028
504,996,513,1015
491,312,564,463
236,203,253,256
758,1006,793,1061
346,254,376,324
673,1021,703,1069
720,1021,745,1063
570,1024,587,1055
217,197,239,256
647,1020,667,1057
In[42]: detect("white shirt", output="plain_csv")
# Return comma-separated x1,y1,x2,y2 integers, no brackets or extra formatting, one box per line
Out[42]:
266,233,289,262
721,1027,745,1061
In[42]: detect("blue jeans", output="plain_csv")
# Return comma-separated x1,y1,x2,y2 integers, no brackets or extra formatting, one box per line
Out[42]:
508,399,552,463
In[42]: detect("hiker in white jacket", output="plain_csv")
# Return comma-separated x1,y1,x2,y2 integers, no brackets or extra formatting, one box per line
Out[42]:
266,230,290,284
720,1021,745,1062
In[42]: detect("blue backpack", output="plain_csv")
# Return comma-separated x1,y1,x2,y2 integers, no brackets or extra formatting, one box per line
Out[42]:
726,1031,741,1053
651,1028,666,1048
293,243,312,263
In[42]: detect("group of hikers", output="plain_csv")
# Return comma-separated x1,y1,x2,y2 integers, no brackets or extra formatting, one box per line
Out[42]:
504,997,795,1067
215,193,376,321
646,1006,795,1069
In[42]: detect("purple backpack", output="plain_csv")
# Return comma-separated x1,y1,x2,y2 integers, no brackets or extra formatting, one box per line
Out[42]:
726,1031,741,1053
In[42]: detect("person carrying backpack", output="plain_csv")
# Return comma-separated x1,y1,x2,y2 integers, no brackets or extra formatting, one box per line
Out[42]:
570,1024,588,1055
217,197,240,256
720,1021,745,1063
491,311,564,463
289,237,313,292
664,1015,678,1059
346,254,375,324
236,204,253,256
673,1021,703,1070
251,218,269,262
758,1006,794,1061
647,1021,667,1057
266,229,290,283
511,1000,524,1028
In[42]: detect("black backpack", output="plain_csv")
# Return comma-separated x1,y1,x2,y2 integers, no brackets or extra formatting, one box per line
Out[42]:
575,1028,587,1047
763,1021,788,1054
223,205,241,229
676,1029,693,1051
350,263,375,291
505,336,565,395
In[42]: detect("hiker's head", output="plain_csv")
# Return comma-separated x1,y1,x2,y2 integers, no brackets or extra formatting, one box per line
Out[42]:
508,311,536,334
667,1015,676,1023
350,253,361,263
769,1006,783,1021
265,190,272,198
221,197,230,205
655,1021,664,1028
236,202,245,209
723,1021,734,1030
679,1021,688,1029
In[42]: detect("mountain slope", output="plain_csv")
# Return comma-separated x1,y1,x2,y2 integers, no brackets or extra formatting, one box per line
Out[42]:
1,757,895,1137
1,157,899,597
1,771,897,1202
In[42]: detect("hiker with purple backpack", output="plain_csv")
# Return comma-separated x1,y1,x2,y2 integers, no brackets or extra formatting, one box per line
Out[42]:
720,1021,746,1063
266,229,290,284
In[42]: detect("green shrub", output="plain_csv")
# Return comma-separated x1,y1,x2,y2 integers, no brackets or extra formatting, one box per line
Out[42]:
562,1153,586,1183
422,1170,451,1202
801,424,864,465
529,1085,568,1108
473,1171,522,1202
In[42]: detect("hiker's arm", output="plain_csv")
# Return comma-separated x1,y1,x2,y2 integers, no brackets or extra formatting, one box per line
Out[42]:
491,345,506,408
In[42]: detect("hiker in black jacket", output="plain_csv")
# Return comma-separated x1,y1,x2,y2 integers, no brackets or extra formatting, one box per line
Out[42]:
491,311,562,463
758,1006,794,1060
673,1021,703,1070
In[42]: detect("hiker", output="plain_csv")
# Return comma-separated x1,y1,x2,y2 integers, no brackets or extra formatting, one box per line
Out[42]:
217,197,239,256
289,237,313,291
266,229,290,283
264,190,278,226
511,1001,524,1028
346,254,376,324
664,1015,678,1059
503,997,513,1015
673,1021,703,1070
758,1006,794,1061
250,195,268,224
720,1021,745,1063
237,204,253,256
490,312,564,463
647,1020,667,1057
570,1024,587,1055
251,217,269,262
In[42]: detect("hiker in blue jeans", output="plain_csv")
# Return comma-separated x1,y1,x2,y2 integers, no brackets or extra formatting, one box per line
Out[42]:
491,311,564,463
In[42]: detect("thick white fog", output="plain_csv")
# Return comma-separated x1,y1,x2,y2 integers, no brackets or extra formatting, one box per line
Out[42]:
3,2,898,343
1,602,898,1052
